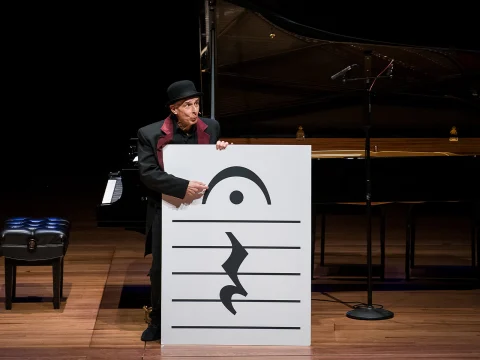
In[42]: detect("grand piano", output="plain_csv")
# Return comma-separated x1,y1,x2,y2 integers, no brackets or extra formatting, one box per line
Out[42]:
96,0,480,276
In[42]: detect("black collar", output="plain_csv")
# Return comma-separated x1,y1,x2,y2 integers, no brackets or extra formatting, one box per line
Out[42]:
171,114,196,135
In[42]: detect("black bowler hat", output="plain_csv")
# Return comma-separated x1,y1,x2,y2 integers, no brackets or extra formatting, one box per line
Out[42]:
165,80,203,107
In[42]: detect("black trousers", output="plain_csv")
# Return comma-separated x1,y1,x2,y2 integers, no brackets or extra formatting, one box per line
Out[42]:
149,210,162,325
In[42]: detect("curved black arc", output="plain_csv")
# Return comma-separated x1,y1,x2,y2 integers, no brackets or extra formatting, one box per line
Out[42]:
220,232,249,315
202,166,271,204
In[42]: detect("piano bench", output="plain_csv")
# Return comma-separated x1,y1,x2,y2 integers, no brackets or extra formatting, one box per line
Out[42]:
0,217,70,310
403,201,478,280
312,202,389,280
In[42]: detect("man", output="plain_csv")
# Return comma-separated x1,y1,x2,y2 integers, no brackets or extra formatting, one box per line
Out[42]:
136,80,229,342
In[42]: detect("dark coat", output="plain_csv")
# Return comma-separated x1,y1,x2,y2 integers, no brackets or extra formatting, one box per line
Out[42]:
136,114,221,256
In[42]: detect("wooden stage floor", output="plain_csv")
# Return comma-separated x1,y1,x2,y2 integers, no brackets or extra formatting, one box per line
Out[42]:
0,190,479,359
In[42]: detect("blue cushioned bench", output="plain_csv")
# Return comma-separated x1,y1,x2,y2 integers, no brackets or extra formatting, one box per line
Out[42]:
0,217,70,309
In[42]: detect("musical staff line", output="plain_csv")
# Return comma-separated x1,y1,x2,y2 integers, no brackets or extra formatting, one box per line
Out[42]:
172,299,300,303
172,272,300,276
171,326,301,330
172,245,300,249
172,220,301,223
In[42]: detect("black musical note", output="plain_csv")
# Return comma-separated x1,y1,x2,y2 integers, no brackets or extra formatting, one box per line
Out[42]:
220,232,249,315
202,166,271,205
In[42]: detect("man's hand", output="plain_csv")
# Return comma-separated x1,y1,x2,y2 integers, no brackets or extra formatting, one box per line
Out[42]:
186,180,208,198
216,140,230,150
183,181,208,203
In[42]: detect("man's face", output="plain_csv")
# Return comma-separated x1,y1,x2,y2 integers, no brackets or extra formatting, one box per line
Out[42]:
170,97,200,130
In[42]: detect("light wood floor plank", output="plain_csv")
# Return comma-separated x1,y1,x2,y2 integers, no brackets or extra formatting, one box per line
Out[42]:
0,201,479,358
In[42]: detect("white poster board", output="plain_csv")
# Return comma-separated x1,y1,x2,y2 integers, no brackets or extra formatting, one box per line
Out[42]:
161,144,311,346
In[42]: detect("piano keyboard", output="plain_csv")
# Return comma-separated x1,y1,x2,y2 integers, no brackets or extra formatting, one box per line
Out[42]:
101,177,123,204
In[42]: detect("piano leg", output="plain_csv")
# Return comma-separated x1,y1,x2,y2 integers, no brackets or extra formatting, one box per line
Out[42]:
405,201,478,280
320,213,326,267
471,203,476,268
473,165,479,276
380,206,386,281
314,203,386,279
405,204,414,281
477,226,480,278
476,202,480,278
410,209,416,268
311,205,317,279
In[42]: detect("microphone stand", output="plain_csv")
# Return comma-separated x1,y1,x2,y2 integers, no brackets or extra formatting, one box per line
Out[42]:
333,50,394,320
209,0,216,120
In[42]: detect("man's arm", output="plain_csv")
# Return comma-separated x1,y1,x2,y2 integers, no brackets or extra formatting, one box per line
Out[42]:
136,128,189,199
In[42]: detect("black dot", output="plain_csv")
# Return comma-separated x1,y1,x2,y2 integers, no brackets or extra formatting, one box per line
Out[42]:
230,190,244,204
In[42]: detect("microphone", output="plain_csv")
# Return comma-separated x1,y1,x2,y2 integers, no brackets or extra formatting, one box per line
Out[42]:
331,64,358,80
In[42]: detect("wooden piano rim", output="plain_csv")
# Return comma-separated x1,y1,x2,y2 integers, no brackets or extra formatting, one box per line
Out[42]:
322,200,469,205
311,150,464,158
220,138,480,156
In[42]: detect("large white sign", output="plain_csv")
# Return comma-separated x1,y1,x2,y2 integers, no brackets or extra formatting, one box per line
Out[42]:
161,144,311,346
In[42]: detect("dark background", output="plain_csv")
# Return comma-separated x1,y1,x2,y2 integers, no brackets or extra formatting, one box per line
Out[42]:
1,1,478,219
3,3,202,178
1,3,204,220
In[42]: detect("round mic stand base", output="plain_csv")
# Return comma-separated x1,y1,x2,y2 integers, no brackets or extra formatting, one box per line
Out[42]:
346,305,394,321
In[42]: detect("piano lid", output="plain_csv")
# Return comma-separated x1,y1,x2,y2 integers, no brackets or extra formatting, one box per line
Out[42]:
204,1,480,138
225,0,479,52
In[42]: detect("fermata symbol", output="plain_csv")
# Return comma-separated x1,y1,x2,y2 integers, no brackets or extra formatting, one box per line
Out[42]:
220,232,248,315
202,166,271,205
